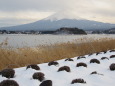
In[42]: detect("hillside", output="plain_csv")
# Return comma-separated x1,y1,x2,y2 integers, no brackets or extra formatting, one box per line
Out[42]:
40,27,87,34
55,27,87,34
104,28,115,34
91,28,115,34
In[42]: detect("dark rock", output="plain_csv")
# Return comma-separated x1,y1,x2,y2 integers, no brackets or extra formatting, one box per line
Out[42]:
96,52,101,55
0,80,19,86
58,66,71,72
110,55,115,58
77,56,86,60
65,58,74,61
90,71,104,76
90,71,97,74
33,72,45,82
48,61,59,66
110,63,115,71
39,80,52,86
0,69,15,78
103,51,107,54
90,59,100,64
101,57,109,60
76,62,87,67
26,64,40,70
71,78,86,84
109,50,115,52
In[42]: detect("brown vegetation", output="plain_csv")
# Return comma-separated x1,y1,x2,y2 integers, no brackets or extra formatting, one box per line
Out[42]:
0,38,115,70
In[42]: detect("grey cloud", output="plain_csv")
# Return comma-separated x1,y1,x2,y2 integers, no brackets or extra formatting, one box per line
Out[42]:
0,0,69,12
0,0,114,14
0,18,36,27
0,0,115,27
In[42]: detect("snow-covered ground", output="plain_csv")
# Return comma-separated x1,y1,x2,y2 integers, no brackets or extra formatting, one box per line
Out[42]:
0,34,115,48
0,50,115,86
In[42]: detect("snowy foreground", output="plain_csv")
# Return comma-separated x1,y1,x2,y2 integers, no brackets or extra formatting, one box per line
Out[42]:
0,50,115,86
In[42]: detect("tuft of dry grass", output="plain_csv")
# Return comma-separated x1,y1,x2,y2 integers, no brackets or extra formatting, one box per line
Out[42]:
0,38,115,70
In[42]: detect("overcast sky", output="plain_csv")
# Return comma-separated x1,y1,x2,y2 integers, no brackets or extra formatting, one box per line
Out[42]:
0,0,115,27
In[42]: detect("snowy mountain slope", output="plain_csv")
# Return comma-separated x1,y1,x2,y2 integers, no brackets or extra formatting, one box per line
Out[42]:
44,10,83,21
0,11,115,31
0,50,115,86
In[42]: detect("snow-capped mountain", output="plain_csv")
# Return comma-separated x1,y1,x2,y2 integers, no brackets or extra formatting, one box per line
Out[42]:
44,10,83,21
0,11,115,31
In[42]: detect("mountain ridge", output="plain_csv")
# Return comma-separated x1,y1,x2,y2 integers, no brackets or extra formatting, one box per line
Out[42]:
0,12,115,31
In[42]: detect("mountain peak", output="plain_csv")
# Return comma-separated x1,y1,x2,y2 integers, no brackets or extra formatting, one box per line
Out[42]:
1,10,115,31
44,10,83,21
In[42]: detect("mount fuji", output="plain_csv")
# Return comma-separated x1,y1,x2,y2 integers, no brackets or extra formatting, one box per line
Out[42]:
0,11,115,31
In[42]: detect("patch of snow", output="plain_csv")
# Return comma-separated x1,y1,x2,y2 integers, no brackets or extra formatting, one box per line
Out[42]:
44,10,84,21
0,50,115,86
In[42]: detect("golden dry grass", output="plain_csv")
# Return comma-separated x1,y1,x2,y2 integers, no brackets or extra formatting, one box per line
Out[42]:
0,38,115,70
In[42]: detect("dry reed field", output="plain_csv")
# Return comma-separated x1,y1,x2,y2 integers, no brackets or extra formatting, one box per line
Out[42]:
0,37,115,70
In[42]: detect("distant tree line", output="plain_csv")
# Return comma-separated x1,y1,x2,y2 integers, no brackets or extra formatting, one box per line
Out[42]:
92,28,115,34
56,27,87,34
0,27,87,35
1,27,115,34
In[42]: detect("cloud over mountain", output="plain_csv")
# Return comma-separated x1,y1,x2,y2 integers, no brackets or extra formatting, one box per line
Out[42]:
0,0,115,27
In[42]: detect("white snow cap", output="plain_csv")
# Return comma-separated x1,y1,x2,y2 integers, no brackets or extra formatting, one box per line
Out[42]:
44,10,84,21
